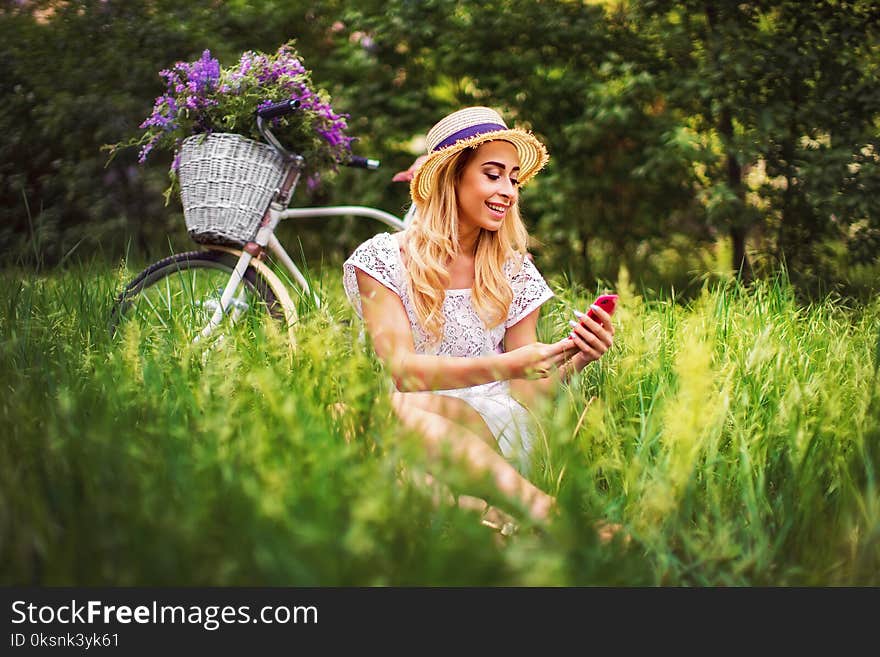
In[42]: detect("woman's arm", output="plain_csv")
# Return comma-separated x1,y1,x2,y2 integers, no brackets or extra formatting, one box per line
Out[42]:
356,269,573,391
505,308,562,409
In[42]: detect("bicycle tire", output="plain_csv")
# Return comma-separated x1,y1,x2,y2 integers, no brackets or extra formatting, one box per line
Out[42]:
109,250,284,342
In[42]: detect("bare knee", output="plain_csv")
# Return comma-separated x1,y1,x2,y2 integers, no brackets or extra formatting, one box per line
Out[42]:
391,391,496,447
391,391,416,423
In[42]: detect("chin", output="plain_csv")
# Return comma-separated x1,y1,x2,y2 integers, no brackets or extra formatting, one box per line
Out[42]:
481,215,505,232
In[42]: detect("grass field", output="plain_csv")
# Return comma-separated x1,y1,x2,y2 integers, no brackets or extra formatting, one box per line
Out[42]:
1,260,878,585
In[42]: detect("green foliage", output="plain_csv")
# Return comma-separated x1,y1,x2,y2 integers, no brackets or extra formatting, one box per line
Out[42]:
2,0,879,295
0,264,877,585
639,0,880,287
1,0,221,266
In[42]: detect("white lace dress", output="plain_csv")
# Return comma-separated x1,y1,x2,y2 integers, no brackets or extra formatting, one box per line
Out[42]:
342,232,554,471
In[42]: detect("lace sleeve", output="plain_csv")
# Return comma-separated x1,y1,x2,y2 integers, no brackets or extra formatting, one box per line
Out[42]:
342,233,403,318
505,255,554,328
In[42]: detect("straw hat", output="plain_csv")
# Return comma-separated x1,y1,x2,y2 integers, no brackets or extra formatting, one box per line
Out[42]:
410,106,549,205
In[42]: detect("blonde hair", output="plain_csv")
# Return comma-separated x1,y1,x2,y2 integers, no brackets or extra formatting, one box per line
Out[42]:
404,146,530,340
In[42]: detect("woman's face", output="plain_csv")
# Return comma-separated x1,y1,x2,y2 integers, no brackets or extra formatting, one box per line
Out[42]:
455,140,520,234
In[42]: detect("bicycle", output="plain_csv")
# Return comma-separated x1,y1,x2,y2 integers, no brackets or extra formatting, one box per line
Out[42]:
110,99,412,347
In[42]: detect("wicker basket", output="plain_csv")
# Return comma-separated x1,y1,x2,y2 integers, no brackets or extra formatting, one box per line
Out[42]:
177,133,287,246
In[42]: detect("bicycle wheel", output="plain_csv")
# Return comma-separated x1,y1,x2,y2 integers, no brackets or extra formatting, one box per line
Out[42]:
109,250,284,345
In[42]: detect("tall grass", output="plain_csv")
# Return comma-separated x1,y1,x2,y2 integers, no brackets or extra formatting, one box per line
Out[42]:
1,261,877,585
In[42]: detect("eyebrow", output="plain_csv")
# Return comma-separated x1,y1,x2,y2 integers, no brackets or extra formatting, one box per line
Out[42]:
482,161,521,172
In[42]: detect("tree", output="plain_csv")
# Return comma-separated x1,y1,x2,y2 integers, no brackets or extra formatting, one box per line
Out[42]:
639,0,880,287
0,0,231,263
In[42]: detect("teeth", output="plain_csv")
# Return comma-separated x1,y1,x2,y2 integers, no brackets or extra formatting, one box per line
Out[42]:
486,203,507,212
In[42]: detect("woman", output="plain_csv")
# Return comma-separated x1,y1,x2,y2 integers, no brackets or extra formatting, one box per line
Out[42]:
343,107,615,528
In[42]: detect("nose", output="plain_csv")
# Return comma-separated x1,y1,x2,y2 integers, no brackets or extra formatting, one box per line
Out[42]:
499,176,517,199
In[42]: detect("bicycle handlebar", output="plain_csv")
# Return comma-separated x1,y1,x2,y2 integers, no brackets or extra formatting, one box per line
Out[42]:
256,99,301,120
347,156,380,170
255,98,380,170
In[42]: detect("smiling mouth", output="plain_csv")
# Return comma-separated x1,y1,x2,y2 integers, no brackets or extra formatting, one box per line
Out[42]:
485,202,508,216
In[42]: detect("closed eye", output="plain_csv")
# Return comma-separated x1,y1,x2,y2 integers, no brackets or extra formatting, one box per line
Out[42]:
486,173,519,186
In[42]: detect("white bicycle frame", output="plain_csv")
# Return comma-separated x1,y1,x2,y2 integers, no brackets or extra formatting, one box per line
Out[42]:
195,200,414,345
272,204,411,299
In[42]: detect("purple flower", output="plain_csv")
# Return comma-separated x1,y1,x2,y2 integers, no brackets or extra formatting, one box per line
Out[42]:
137,137,157,163
130,43,351,169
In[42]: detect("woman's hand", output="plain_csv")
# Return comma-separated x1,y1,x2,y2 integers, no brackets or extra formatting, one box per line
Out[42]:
568,303,615,364
505,339,577,380
391,154,429,183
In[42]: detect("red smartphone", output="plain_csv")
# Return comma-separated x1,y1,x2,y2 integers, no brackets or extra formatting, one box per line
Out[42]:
581,293,618,328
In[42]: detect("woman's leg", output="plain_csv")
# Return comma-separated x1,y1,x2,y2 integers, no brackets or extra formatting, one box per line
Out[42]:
396,391,498,448
415,471,518,532
333,395,517,528
391,391,554,523
334,393,496,449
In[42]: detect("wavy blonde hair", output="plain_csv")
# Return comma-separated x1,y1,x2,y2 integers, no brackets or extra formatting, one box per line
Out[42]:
404,146,530,341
